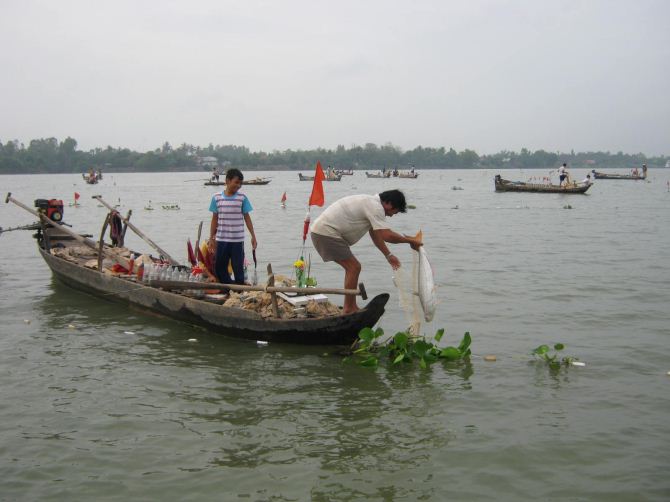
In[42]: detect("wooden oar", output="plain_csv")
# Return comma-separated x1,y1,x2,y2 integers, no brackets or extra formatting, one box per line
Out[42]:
93,195,180,266
5,192,131,270
149,279,368,299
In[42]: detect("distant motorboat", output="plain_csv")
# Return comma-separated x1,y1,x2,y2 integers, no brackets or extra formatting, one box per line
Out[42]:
494,174,591,194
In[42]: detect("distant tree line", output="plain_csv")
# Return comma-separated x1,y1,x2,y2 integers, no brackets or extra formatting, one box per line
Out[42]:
0,137,665,174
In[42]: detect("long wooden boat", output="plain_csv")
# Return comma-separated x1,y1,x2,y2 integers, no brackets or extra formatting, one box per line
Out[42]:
365,171,390,178
591,170,646,180
336,169,354,175
397,171,419,179
494,175,591,194
298,173,342,181
7,193,387,345
204,177,271,186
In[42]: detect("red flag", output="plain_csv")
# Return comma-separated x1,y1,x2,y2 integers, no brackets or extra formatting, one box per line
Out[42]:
308,161,325,207
74,192,80,200
187,238,196,266
281,191,287,203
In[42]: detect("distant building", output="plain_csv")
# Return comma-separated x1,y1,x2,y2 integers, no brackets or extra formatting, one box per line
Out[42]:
198,156,219,168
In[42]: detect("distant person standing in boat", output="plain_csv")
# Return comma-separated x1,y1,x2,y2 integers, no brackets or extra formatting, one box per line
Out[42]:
581,173,592,185
211,167,220,183
310,190,423,314
208,168,257,285
558,163,568,186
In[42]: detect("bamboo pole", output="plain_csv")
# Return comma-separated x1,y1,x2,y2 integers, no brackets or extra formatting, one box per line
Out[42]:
92,195,180,265
148,279,367,298
5,192,131,270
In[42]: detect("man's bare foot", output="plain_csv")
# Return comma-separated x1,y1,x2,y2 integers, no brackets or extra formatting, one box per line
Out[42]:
342,306,360,314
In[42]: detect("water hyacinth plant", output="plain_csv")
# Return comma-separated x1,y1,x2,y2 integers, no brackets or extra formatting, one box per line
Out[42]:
531,343,576,370
346,327,472,369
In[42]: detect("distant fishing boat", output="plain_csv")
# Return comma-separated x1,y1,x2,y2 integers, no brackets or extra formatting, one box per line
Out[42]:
82,169,103,184
591,166,647,180
299,173,342,181
365,171,391,178
494,175,591,194
205,177,271,186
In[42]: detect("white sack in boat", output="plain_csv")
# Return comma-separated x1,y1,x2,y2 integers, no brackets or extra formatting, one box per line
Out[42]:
417,246,437,322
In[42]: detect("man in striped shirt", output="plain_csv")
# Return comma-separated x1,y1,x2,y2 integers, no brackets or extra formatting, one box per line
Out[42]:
208,168,257,285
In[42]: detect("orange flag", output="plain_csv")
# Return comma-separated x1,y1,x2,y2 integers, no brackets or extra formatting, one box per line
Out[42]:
308,161,325,207
74,192,80,200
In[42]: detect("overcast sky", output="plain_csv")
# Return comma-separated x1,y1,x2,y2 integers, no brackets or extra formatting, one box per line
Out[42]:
1,0,668,155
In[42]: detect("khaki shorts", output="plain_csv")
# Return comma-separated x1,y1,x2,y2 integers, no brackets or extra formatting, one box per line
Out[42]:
311,232,353,262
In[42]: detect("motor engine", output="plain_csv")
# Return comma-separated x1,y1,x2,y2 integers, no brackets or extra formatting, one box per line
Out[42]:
34,198,64,222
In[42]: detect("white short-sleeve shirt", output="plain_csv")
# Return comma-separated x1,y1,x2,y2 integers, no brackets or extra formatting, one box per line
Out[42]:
311,194,389,245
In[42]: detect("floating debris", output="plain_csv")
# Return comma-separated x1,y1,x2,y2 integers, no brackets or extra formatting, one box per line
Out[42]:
187,338,197,342
67,324,75,329
571,361,586,367
256,340,268,346
483,355,497,362
563,204,573,209
24,319,31,324
123,331,135,335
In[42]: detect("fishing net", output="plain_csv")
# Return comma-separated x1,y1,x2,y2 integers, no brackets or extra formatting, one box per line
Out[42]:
392,251,422,337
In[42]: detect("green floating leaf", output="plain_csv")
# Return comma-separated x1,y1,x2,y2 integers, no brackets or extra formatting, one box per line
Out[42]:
434,328,445,343
440,347,461,360
554,343,565,351
533,345,550,355
394,332,409,350
458,332,472,353
393,353,405,365
360,356,378,368
358,327,376,344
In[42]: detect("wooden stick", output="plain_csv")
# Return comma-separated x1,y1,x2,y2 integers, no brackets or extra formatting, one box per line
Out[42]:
93,195,180,265
5,192,131,270
266,264,279,318
148,279,366,297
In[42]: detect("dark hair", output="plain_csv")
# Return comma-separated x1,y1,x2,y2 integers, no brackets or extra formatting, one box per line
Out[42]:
225,168,244,181
379,189,407,213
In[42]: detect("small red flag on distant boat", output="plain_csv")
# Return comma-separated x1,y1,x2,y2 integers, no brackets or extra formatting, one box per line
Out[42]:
281,191,287,203
74,192,80,200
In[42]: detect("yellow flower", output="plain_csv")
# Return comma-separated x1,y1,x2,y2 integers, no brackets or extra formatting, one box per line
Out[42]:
294,259,305,269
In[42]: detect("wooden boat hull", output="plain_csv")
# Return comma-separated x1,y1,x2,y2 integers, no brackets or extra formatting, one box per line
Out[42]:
37,241,387,345
298,173,342,181
592,171,645,180
204,179,271,186
494,175,591,194
365,172,390,178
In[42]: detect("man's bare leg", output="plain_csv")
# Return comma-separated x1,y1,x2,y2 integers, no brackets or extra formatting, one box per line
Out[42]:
335,256,361,314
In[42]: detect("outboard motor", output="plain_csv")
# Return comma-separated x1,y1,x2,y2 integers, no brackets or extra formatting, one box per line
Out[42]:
34,198,64,222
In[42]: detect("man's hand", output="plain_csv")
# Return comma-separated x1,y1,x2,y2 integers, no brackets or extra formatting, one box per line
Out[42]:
387,254,400,270
251,236,257,250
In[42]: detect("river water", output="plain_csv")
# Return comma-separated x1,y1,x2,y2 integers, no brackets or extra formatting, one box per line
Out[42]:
1,169,668,501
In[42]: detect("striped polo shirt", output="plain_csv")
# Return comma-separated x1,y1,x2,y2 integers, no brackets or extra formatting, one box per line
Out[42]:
209,192,253,243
